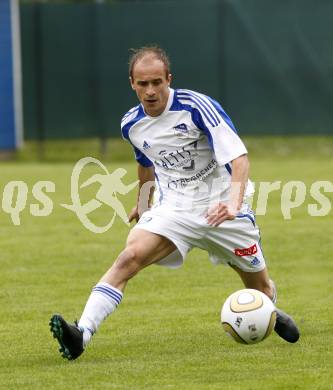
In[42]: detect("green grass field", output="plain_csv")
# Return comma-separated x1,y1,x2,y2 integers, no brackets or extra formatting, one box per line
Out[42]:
0,137,332,389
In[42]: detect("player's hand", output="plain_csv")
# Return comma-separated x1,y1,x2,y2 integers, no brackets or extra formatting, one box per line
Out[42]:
205,202,239,227
128,204,152,223
128,206,140,223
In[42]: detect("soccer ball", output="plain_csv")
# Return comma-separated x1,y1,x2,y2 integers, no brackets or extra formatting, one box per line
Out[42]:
221,289,276,344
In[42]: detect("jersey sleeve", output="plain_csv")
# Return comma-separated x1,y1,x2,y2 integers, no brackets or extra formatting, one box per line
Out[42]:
121,107,153,168
206,121,248,166
179,90,247,166
133,146,153,167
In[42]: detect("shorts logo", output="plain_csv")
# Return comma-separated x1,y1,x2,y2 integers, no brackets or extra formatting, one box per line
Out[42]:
250,257,261,266
234,244,258,257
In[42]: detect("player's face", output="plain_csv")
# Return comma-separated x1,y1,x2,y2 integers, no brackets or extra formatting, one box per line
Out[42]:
130,57,172,117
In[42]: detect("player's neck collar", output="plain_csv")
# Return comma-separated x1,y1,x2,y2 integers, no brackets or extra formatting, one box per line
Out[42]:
164,88,174,114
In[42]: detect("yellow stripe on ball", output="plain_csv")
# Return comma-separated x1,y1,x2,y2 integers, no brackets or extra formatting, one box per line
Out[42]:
230,289,263,313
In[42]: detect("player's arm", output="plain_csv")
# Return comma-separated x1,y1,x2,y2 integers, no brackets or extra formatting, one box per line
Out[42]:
227,153,249,213
187,94,250,226
206,153,249,226
128,164,155,223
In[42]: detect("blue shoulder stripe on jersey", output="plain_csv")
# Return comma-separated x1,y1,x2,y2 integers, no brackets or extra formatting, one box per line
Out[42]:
173,90,239,164
121,105,146,141
177,96,215,127
206,96,237,133
121,105,140,123
177,94,216,127
180,90,221,125
191,107,215,150
179,97,216,127
121,106,153,167
177,90,221,127
170,95,215,151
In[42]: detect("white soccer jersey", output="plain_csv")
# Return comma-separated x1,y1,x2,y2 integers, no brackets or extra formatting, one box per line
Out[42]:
121,88,254,212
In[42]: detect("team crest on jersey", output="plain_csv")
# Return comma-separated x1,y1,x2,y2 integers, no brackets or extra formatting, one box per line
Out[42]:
173,123,189,136
143,140,151,150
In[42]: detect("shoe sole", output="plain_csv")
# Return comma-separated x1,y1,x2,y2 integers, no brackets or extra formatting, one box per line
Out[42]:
49,314,73,360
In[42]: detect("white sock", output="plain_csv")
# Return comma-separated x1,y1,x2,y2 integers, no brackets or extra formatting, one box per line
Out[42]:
78,282,123,347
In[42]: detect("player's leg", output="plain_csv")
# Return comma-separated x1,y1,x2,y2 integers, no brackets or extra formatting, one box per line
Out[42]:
99,228,177,291
229,265,276,302
205,213,300,344
230,264,300,343
77,228,176,344
50,229,176,360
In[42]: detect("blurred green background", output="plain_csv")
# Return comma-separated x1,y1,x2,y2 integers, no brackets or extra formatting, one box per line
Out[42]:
18,0,333,147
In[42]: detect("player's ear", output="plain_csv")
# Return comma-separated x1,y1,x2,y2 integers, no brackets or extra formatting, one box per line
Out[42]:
167,73,172,86
129,77,135,90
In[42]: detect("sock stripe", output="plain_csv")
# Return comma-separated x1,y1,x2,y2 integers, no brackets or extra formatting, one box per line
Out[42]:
93,287,121,304
93,287,121,305
93,286,123,305
79,284,122,347
98,284,123,301
80,325,95,336
95,284,123,302
86,327,94,336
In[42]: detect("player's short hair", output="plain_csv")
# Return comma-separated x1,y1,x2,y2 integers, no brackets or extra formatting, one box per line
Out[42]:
129,45,171,80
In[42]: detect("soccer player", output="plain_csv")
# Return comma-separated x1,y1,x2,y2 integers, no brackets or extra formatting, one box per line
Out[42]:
50,46,299,360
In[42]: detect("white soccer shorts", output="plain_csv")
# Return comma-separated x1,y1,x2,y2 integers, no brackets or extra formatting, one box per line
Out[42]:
132,204,266,273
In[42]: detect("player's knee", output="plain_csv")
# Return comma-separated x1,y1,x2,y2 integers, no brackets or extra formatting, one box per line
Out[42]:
113,246,144,278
